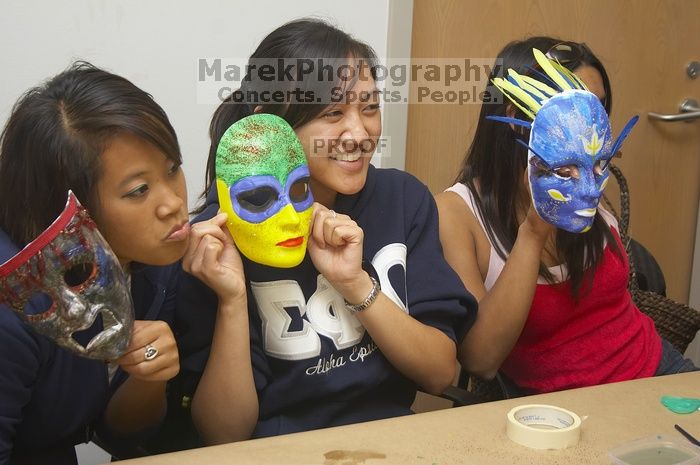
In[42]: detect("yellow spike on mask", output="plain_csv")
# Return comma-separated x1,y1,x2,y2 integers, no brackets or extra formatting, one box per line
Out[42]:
497,77,543,113
533,49,573,91
550,60,589,91
508,70,548,101
491,78,537,119
520,75,558,97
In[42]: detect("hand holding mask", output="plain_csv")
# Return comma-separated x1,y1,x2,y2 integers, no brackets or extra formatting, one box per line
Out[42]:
0,192,134,360
215,113,313,268
488,49,639,233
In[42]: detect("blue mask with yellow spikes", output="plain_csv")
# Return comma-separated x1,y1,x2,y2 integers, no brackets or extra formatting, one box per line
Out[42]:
488,49,638,233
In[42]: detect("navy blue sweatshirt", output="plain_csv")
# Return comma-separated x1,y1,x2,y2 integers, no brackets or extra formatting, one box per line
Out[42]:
174,165,477,438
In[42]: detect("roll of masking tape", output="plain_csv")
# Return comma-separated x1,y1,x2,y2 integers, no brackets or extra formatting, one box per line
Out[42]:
506,404,582,450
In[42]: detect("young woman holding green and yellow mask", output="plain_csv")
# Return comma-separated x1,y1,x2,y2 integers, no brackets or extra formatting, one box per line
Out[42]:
168,18,476,447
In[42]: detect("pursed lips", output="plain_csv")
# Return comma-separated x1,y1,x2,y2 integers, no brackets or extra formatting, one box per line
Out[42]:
165,221,190,241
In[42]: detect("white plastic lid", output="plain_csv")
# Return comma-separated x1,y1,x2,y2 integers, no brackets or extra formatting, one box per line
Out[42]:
609,435,700,465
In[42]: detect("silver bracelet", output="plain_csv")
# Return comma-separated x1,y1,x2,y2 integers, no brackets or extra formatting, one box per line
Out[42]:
345,276,381,313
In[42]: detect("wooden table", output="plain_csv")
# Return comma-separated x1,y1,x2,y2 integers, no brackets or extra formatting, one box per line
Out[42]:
117,372,700,465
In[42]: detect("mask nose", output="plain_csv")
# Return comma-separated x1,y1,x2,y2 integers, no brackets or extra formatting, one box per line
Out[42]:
60,288,95,325
276,203,302,227
579,170,600,202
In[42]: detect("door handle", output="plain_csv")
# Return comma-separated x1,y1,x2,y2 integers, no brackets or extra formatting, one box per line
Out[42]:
648,99,700,122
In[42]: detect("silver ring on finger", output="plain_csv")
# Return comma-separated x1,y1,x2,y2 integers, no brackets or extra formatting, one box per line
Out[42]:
144,344,159,361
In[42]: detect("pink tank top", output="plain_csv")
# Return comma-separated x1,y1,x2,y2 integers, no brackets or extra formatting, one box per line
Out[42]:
446,183,662,393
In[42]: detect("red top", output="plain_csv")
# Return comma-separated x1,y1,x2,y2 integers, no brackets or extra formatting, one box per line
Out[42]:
501,229,662,393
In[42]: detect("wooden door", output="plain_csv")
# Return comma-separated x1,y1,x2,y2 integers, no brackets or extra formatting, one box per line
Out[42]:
406,0,700,303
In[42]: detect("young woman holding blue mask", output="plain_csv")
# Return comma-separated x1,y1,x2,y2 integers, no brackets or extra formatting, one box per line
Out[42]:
437,37,696,396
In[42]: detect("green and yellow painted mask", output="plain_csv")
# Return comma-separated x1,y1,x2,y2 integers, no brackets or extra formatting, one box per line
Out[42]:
216,114,313,268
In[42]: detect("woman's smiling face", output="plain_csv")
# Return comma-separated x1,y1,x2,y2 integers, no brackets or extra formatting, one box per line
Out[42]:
295,70,382,208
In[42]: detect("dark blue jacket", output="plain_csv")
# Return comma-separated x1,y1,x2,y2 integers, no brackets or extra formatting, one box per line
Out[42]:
174,166,477,438
0,228,178,465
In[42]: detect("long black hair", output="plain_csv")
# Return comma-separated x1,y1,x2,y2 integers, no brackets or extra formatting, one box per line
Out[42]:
0,61,181,246
456,36,619,297
197,18,378,211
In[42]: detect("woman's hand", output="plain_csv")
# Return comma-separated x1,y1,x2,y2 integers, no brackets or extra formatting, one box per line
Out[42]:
307,203,368,300
520,169,555,242
182,218,255,444
116,320,179,381
521,203,555,241
182,213,246,303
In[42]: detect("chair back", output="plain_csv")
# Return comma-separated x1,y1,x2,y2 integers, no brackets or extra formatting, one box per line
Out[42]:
608,164,700,353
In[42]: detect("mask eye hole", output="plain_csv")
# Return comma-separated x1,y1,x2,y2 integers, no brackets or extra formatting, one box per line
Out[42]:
553,165,579,180
289,177,311,203
237,186,279,213
64,262,95,288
